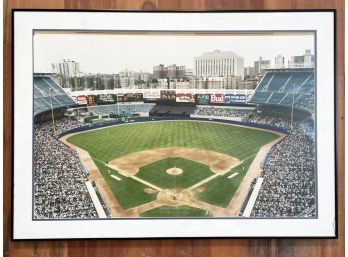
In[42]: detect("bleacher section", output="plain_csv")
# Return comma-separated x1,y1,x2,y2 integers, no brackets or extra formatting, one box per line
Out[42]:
88,103,155,116
151,105,195,116
249,69,315,113
267,92,286,104
251,91,272,103
34,75,77,116
193,106,253,120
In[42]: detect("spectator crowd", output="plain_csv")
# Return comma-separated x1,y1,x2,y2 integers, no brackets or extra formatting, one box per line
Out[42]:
53,118,85,134
194,106,251,119
247,115,295,132
247,114,316,217
296,94,315,114
34,118,98,219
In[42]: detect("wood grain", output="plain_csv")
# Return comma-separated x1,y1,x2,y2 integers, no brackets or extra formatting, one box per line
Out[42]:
3,0,344,256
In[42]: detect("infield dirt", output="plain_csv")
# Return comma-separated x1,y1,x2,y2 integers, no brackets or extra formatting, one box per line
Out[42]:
108,147,241,176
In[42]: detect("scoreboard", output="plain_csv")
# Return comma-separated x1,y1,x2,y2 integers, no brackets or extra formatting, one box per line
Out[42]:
95,94,117,105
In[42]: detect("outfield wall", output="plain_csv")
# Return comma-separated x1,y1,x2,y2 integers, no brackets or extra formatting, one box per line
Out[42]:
190,114,243,122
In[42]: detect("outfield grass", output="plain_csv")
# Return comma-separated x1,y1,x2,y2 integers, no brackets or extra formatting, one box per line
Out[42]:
68,121,278,162
139,205,210,217
67,120,279,213
195,157,254,208
136,157,214,189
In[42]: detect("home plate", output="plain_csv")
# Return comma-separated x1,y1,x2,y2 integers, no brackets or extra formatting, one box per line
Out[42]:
111,175,122,181
228,172,239,179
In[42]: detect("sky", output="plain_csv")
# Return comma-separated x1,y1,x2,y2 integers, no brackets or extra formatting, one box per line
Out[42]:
34,32,315,74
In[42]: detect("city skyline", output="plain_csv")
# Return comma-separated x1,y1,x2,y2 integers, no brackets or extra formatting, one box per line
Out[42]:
34,32,314,74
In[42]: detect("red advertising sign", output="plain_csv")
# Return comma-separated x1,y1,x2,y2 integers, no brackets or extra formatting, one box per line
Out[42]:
176,93,195,103
210,94,224,104
74,95,87,105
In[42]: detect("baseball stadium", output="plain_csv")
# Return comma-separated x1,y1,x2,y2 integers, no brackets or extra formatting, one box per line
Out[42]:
33,68,315,219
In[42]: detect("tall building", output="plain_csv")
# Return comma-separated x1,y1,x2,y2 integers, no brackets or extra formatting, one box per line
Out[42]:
168,65,186,80
101,76,115,90
274,54,285,69
191,76,242,89
153,64,186,80
288,49,315,68
140,72,153,82
237,80,256,90
113,74,121,89
254,57,271,75
185,69,193,80
244,66,256,79
194,50,244,79
52,59,80,77
119,70,135,88
153,64,167,79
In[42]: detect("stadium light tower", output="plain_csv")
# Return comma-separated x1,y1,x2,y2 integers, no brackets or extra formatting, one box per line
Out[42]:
290,83,296,131
49,88,57,136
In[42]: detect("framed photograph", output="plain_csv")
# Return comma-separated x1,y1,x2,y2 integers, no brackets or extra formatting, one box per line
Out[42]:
13,10,336,239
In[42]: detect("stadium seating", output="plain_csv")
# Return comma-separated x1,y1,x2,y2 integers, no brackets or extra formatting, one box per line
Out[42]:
246,114,315,217
34,118,98,219
251,130,315,217
88,103,156,116
193,106,252,119
249,69,315,113
151,105,195,115
266,92,286,104
250,91,272,103
256,73,273,91
34,75,77,115
265,73,291,91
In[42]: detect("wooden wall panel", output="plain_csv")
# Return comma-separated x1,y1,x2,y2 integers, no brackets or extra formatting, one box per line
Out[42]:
4,0,344,256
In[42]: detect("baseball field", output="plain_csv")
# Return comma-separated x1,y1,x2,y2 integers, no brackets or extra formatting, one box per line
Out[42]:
66,120,281,217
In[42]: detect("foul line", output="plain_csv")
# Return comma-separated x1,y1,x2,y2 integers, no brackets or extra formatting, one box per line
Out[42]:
130,175,163,191
187,174,220,190
241,153,257,163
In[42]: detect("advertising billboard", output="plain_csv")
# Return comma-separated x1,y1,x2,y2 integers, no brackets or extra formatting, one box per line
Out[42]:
95,94,116,105
224,94,246,104
160,90,176,103
143,91,160,100
86,95,96,106
210,94,225,104
116,94,125,102
175,93,195,103
124,93,143,102
195,94,210,105
74,95,87,105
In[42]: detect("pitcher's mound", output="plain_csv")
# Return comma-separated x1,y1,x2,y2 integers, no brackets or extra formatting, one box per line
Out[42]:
166,167,183,176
